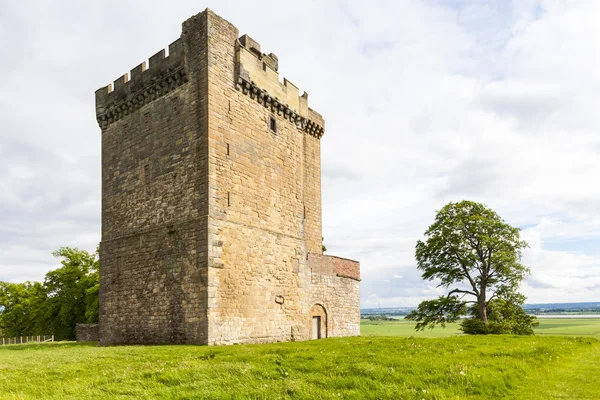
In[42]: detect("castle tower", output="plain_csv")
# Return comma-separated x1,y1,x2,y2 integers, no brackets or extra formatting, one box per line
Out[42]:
95,9,360,345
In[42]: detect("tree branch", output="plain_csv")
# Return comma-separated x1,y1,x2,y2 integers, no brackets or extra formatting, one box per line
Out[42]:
486,293,497,307
450,249,480,296
448,288,477,297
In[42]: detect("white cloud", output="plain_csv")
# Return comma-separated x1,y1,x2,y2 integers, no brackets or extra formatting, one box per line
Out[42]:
1,0,599,307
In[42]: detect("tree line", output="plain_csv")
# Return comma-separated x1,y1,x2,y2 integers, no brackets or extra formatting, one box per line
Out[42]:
0,247,99,341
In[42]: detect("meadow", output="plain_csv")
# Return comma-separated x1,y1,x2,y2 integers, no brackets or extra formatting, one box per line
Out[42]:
361,317,600,340
0,319,598,399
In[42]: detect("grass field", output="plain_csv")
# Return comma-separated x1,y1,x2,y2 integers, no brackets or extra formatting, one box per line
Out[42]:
361,317,600,340
0,319,599,399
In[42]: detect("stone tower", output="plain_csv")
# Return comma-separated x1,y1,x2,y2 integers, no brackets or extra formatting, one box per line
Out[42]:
95,9,360,345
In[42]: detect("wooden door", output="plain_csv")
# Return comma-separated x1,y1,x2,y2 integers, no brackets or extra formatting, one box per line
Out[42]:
312,316,321,339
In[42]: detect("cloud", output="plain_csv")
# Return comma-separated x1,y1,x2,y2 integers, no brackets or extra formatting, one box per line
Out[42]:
1,0,599,308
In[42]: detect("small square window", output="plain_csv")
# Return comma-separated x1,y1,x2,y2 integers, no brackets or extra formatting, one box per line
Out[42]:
269,116,277,133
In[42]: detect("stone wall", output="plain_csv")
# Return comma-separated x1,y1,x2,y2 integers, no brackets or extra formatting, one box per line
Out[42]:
307,254,361,338
96,8,359,346
76,324,100,342
203,10,358,344
97,13,210,345
205,11,306,344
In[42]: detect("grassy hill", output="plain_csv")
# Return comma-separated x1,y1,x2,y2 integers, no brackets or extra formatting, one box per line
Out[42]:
1,323,599,399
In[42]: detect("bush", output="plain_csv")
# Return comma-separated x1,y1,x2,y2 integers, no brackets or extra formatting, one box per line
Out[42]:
460,298,539,335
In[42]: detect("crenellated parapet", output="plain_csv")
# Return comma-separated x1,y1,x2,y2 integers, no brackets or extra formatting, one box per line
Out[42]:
235,34,325,139
95,39,188,130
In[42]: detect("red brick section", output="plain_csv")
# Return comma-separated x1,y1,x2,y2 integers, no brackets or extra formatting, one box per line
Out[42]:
308,254,360,281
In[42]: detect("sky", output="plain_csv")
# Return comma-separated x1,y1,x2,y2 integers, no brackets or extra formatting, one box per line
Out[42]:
1,0,599,308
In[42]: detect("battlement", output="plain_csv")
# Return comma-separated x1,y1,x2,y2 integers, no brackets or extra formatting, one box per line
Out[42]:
235,34,325,139
95,39,187,130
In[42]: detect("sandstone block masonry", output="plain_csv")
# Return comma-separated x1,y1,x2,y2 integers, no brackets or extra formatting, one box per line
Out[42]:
95,8,360,345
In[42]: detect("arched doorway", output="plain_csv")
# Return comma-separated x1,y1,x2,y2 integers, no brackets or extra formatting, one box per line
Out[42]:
309,304,328,340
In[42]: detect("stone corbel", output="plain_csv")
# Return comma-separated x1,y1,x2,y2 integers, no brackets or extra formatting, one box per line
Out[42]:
235,74,325,138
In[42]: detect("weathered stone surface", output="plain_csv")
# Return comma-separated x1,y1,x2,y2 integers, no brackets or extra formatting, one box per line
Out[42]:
95,8,360,346
76,324,100,342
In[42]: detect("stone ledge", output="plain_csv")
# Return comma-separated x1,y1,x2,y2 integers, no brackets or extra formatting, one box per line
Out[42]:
336,273,361,282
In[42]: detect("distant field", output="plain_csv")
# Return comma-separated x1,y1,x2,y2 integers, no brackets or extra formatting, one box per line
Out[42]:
361,317,600,339
1,335,599,399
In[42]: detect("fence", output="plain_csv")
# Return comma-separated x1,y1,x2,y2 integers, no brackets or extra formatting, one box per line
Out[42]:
0,335,54,346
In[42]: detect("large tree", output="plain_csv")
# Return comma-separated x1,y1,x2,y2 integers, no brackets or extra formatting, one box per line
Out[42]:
0,281,46,337
42,247,99,340
406,200,532,333
0,247,99,340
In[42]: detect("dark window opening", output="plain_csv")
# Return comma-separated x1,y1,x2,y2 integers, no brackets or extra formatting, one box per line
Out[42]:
226,143,230,156
116,256,122,278
227,192,231,207
269,116,277,133
142,164,150,182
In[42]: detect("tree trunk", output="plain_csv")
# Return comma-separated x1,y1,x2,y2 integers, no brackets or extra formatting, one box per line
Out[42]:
478,295,488,325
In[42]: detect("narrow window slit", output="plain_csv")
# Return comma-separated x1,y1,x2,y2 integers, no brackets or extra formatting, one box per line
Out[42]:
143,164,150,182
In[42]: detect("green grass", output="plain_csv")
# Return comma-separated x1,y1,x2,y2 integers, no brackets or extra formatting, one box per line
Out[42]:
361,319,462,337
1,331,600,399
361,317,600,340
534,318,600,339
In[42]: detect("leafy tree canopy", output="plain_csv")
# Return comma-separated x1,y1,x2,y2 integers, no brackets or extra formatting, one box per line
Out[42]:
0,247,99,340
406,200,536,334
